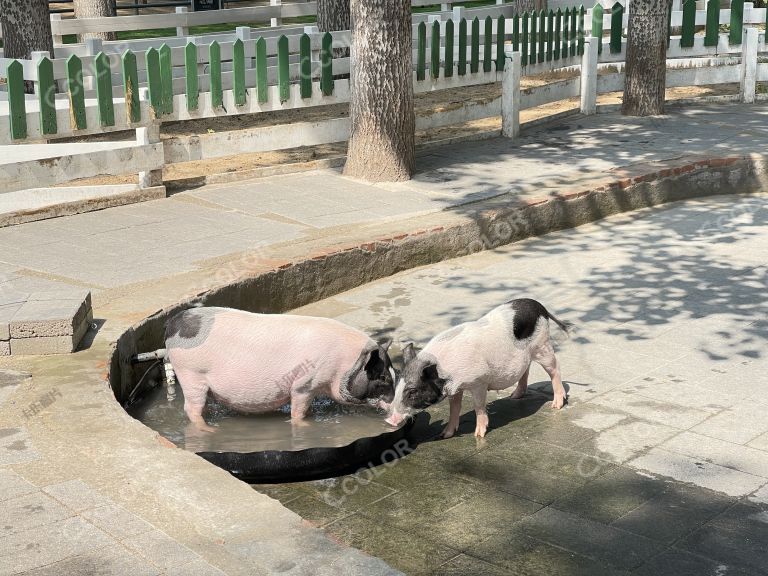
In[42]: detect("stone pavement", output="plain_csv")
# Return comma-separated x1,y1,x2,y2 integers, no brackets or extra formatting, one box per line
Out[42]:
280,194,768,575
0,102,767,575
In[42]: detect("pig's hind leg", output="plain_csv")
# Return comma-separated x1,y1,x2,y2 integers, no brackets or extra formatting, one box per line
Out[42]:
176,369,216,432
533,342,566,409
289,376,315,423
510,364,530,399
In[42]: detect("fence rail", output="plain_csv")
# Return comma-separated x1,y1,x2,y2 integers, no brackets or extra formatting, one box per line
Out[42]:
0,0,763,195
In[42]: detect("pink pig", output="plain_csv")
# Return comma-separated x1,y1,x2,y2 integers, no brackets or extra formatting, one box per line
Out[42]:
164,307,396,431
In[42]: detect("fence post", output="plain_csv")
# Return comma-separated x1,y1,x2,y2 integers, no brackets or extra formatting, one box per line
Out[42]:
137,125,164,189
580,36,598,114
50,14,64,46
740,26,758,103
304,25,321,66
84,38,103,93
502,50,521,138
31,51,50,96
176,7,189,38
271,0,282,27
744,1,754,24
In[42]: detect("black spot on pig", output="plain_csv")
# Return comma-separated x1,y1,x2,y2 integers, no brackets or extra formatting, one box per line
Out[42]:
505,298,572,340
344,343,396,404
165,307,221,349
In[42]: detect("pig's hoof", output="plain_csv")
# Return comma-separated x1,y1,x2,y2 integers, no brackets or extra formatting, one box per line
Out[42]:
474,425,487,438
196,423,217,433
551,395,566,409
441,426,457,439
510,387,526,400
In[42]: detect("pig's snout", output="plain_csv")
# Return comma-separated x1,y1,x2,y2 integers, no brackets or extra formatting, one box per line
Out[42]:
385,411,406,427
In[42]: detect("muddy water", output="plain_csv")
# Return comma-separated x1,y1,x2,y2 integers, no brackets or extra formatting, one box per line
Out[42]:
128,384,397,453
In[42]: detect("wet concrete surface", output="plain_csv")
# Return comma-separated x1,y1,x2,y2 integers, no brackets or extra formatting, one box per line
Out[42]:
254,195,768,575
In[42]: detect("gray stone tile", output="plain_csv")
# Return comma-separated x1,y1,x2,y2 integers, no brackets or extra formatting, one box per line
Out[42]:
0,516,112,576
120,528,201,571
80,505,154,540
0,492,73,537
516,507,665,571
633,548,762,576
611,482,734,544
323,512,458,576
0,469,37,502
432,554,510,576
20,545,160,576
0,428,40,466
552,466,666,525
660,431,768,479
629,448,767,497
678,502,768,574
589,389,712,429
749,431,768,452
468,528,627,576
42,480,112,513
690,402,768,445
576,417,680,464
163,558,227,576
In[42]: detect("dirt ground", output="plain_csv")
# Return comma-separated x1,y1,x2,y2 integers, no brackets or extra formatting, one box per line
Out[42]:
60,73,739,189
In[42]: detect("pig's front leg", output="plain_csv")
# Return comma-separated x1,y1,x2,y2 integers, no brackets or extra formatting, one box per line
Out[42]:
510,364,530,399
441,390,464,439
470,386,489,438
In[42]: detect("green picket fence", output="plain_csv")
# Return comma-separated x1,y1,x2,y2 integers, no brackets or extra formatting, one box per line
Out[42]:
2,0,756,142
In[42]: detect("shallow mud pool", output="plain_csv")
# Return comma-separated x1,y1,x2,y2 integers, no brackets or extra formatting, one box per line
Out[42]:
127,384,396,452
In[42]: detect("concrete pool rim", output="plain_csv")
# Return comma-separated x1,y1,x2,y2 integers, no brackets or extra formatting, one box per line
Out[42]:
108,152,768,482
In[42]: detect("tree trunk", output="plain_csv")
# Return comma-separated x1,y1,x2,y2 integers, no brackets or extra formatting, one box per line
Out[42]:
317,0,350,32
317,0,350,58
0,0,54,59
622,0,669,116
74,0,118,42
344,0,415,182
511,0,543,13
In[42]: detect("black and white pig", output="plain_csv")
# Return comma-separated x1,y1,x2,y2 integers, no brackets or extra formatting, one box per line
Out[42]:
388,299,571,438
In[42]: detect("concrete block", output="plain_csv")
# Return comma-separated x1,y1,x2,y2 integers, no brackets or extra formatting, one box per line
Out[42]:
121,528,201,571
29,289,92,310
42,479,112,513
0,302,23,340
0,516,111,574
0,468,38,502
1,491,73,537
10,294,91,339
10,313,91,355
81,504,154,540
0,340,9,356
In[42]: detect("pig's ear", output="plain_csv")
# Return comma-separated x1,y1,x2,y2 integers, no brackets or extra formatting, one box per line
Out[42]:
402,342,416,364
422,363,447,390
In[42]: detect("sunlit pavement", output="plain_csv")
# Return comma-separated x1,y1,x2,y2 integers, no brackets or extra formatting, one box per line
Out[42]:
268,194,768,575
